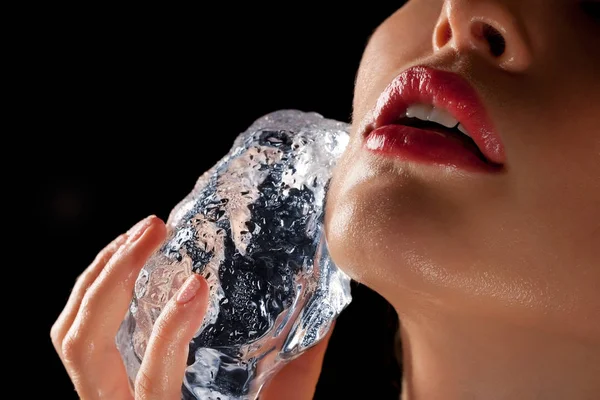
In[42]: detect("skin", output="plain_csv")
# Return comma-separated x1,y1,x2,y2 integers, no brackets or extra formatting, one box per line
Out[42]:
52,1,599,399
325,0,600,399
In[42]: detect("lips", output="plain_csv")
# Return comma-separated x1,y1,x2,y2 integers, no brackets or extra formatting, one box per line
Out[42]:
363,66,506,171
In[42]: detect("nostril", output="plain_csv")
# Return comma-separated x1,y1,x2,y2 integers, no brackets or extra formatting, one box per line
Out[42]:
472,21,506,58
483,24,506,57
435,19,453,49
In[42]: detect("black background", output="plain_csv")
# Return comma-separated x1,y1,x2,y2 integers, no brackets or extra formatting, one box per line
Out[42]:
36,4,406,398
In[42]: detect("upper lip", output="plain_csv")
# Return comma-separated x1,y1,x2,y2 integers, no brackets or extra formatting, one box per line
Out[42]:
364,65,506,165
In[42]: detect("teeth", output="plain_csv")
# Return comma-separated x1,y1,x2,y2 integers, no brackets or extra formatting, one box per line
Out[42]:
405,104,433,120
405,104,459,129
457,123,471,137
428,107,459,128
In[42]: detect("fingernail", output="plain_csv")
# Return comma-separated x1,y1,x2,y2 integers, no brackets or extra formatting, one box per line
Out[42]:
127,215,155,242
176,275,204,304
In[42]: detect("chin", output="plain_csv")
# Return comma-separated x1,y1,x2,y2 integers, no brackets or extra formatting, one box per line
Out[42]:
324,144,521,320
323,149,460,309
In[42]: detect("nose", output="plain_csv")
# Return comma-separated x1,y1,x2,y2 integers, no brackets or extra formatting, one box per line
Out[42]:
433,0,532,72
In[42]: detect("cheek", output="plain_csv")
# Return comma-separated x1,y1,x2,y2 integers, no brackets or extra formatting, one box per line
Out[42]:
508,116,600,306
489,65,600,294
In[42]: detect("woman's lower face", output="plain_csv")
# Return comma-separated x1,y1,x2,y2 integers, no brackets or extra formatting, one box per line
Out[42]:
325,0,600,339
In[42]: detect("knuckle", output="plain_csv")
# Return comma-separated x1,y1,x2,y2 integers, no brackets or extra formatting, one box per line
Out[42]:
91,235,125,269
61,329,90,365
154,313,172,336
150,305,177,343
50,321,64,348
134,370,160,399
78,285,99,314
72,271,89,293
123,249,146,272
95,246,116,267
74,272,85,287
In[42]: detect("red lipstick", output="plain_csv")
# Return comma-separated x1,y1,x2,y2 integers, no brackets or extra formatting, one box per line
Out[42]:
363,66,505,172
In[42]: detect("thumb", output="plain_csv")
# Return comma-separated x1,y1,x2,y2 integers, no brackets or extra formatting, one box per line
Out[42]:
261,326,335,400
135,274,209,400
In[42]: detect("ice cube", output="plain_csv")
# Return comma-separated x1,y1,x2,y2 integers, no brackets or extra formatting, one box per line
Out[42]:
116,110,352,399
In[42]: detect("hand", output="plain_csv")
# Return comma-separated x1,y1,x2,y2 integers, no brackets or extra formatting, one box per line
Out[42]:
51,216,332,399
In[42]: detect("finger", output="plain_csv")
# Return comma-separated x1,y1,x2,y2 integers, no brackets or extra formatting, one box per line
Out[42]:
51,217,157,358
135,274,209,400
61,216,166,398
66,216,165,346
261,325,335,400
50,232,127,360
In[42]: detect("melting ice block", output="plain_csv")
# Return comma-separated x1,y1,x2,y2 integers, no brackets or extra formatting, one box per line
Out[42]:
116,110,352,399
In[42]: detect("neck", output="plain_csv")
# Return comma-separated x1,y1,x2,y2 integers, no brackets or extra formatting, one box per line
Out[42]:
394,309,600,400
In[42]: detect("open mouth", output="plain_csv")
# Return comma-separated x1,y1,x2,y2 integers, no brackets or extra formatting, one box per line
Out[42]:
394,104,492,165
363,66,506,172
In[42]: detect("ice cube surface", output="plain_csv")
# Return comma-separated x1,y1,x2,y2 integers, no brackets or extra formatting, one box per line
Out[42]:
116,110,352,399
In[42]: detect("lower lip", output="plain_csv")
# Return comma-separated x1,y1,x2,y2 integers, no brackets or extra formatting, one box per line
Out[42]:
364,125,501,173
